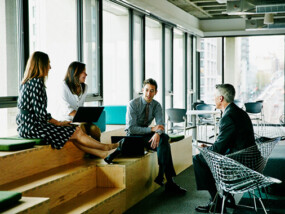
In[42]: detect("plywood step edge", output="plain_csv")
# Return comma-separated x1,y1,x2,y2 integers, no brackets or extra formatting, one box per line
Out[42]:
50,187,125,214
0,197,49,214
0,158,101,192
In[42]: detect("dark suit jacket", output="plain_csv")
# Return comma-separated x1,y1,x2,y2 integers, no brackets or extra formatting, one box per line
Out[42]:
209,102,255,155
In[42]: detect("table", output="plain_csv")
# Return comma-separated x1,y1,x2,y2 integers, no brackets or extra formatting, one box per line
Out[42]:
187,110,221,144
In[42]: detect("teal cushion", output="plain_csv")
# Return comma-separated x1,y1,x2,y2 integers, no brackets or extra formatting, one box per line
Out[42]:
0,191,22,208
0,137,42,151
104,105,127,125
168,134,185,142
93,110,106,132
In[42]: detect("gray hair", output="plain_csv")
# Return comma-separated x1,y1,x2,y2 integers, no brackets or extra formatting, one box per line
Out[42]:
215,84,235,103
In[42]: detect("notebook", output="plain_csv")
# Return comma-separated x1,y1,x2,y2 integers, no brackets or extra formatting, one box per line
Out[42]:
111,136,145,156
72,107,104,123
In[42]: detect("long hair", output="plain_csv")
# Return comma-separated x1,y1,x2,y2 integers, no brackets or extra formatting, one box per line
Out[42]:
22,51,50,84
64,61,86,95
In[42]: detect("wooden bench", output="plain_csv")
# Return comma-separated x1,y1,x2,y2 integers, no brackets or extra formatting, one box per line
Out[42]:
0,128,192,213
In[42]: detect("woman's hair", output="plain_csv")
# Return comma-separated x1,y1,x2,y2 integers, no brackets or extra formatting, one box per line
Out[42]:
64,61,86,95
22,51,50,84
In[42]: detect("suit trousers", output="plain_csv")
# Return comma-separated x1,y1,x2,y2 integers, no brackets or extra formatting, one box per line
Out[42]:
193,153,217,194
134,133,176,180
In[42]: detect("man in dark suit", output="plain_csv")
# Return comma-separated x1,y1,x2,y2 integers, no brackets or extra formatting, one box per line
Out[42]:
194,84,255,213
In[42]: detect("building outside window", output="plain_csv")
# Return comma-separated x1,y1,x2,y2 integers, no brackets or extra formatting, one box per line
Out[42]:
145,17,162,104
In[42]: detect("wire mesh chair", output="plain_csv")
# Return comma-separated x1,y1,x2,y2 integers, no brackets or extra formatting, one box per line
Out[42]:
226,137,280,174
195,146,282,214
254,121,285,143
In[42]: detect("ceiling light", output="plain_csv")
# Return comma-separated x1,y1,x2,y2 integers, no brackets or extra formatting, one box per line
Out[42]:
264,13,274,25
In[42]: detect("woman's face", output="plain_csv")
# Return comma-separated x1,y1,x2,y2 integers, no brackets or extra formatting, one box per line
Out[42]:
79,69,87,83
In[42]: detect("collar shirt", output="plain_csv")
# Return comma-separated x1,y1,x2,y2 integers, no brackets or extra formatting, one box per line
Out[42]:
126,96,164,135
53,81,88,121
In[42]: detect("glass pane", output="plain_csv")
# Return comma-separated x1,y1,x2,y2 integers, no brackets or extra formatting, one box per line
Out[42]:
0,0,19,137
200,38,222,104
133,14,143,98
145,17,162,103
103,0,129,105
225,36,284,123
83,0,100,94
29,0,77,114
165,27,172,110
0,108,18,137
0,0,19,96
173,28,185,108
187,35,193,111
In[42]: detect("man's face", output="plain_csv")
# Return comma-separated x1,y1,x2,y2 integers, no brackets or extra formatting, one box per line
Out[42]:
214,89,222,109
142,84,157,103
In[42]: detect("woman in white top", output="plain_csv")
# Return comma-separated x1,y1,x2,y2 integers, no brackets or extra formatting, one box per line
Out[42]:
55,61,101,141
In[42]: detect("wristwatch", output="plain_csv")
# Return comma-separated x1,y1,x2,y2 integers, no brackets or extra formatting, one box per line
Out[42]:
155,130,162,135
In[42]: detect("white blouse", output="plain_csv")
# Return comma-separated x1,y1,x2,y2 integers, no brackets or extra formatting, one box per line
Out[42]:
53,81,88,121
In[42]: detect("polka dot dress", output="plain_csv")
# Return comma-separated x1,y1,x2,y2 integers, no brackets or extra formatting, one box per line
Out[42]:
16,78,76,149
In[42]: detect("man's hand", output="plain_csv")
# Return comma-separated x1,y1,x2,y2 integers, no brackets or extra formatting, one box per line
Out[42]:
149,133,160,149
151,125,165,132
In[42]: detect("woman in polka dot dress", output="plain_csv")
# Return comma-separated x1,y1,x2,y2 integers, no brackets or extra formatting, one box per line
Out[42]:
16,51,118,158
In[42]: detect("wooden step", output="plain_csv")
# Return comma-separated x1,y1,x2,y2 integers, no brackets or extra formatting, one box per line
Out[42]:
1,197,49,214
50,187,125,214
1,158,125,209
0,142,85,186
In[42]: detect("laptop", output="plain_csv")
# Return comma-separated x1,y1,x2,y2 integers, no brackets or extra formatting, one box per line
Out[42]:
72,106,104,123
111,136,145,156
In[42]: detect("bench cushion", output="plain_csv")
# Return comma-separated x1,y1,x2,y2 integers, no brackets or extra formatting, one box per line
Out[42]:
0,137,42,151
104,105,127,125
168,134,185,142
0,191,22,208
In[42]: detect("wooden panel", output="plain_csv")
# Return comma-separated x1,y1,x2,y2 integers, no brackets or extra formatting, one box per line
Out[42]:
1,197,49,214
124,153,160,210
0,142,84,186
171,135,193,174
20,166,97,209
50,187,125,214
100,128,125,144
96,165,125,188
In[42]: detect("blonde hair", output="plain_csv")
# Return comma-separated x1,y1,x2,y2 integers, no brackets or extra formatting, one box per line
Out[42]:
22,51,50,84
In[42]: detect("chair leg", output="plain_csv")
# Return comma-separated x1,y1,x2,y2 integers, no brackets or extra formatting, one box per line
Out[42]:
210,192,219,214
258,197,268,214
221,195,226,214
252,191,257,212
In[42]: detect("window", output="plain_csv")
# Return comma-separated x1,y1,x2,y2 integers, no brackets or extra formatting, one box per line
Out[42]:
29,0,78,114
200,38,222,104
83,0,100,96
173,29,185,108
132,14,144,98
187,35,193,111
225,36,284,123
103,0,129,105
145,17,162,103
165,27,173,110
0,0,20,136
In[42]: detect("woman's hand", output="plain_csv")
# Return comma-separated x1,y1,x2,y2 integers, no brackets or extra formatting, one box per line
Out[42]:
49,118,72,126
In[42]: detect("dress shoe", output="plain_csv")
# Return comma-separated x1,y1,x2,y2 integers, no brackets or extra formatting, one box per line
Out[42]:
195,200,226,213
154,177,165,186
165,182,187,194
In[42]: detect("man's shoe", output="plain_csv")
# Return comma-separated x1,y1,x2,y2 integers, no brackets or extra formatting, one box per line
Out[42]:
154,177,165,186
195,200,227,213
165,182,187,194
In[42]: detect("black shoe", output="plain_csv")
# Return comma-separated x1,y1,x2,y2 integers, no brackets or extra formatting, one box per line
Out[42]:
154,177,165,186
195,200,226,213
165,182,187,194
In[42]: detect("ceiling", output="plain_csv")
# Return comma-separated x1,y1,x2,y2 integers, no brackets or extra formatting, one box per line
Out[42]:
167,0,285,30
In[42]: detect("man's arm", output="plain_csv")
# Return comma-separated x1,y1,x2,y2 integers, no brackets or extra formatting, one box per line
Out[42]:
153,103,165,135
208,116,235,154
126,101,151,135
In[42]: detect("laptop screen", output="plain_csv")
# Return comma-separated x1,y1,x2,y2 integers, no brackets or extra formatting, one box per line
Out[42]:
73,106,104,123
